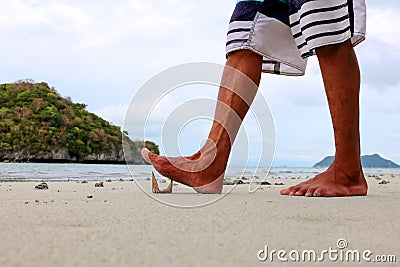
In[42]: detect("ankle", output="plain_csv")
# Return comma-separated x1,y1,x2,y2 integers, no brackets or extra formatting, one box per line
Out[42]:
333,161,362,180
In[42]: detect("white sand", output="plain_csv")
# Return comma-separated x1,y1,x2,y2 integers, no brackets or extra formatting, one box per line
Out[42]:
0,174,399,267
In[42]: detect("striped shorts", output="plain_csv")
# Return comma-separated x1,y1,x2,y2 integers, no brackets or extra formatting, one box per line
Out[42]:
226,0,366,76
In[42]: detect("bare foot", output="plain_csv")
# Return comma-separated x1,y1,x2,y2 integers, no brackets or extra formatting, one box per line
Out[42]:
280,163,368,197
141,148,225,194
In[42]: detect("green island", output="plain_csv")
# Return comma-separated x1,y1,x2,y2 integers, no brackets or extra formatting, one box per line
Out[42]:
0,80,158,164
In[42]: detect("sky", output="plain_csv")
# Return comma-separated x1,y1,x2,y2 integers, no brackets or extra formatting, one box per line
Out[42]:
1,0,399,167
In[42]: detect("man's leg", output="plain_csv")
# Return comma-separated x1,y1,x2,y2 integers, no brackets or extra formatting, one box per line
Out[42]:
281,40,368,197
142,50,263,193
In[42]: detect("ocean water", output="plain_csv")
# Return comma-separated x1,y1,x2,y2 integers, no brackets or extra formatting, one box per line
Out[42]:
1,163,399,182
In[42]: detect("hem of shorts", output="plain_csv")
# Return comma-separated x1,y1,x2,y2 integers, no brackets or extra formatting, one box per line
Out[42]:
351,32,366,47
300,32,366,58
226,46,306,76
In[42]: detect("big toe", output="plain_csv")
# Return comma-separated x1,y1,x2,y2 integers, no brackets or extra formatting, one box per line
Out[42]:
141,148,152,163
280,188,291,195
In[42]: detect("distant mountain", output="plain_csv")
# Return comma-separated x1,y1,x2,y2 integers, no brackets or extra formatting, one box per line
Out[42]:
0,81,158,164
313,154,400,168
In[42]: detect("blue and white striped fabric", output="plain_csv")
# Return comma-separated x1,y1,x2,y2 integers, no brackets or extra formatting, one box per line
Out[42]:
226,0,366,76
289,0,366,58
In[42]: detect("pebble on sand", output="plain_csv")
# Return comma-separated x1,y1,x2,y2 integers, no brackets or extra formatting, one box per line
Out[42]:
95,182,104,188
35,182,48,190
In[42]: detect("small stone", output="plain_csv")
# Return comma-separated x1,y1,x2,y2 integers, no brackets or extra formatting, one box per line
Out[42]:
223,180,235,185
87,195,93,198
24,202,29,204
378,180,389,185
81,181,88,184
145,177,151,181
373,175,382,180
106,179,112,182
35,182,48,190
95,182,104,188
35,199,39,203
274,182,285,186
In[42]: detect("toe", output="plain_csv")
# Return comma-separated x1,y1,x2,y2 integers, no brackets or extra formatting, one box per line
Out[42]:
288,186,302,195
280,188,291,195
280,185,298,195
305,187,317,197
313,188,325,197
141,148,152,163
294,187,308,196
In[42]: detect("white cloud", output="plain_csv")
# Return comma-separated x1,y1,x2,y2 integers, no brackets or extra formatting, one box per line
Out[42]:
0,0,399,166
93,103,128,127
361,84,400,113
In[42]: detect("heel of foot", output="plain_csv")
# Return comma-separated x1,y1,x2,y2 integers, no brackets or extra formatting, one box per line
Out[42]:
193,178,223,194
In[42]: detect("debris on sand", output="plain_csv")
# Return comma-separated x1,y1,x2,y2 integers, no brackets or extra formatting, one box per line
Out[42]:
223,180,235,185
35,182,48,190
95,182,104,188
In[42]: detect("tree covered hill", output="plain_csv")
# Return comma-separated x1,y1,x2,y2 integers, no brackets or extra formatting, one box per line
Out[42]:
0,81,158,163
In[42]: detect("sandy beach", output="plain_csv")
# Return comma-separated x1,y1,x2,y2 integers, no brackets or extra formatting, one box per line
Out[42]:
0,174,399,267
